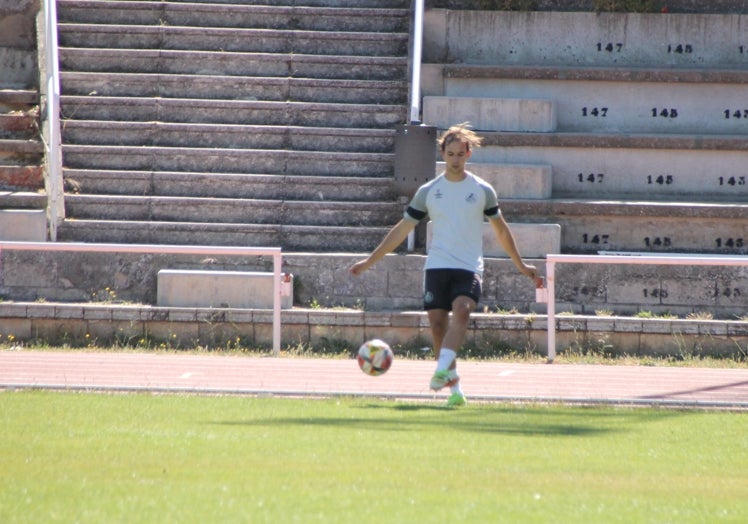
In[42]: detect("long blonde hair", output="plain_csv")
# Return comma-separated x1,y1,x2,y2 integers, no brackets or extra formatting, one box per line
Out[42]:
437,122,483,153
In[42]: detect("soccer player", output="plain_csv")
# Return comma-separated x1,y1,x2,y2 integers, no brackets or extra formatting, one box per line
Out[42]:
350,123,541,406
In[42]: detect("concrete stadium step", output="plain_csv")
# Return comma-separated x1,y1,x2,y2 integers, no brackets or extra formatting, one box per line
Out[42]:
59,48,407,81
61,145,394,177
499,199,748,255
61,96,406,129
0,89,38,109
0,90,43,193
439,162,552,200
58,24,408,57
58,1,409,33
425,10,748,69
423,96,557,133
60,73,408,105
56,220,393,252
0,165,44,192
0,140,44,165
61,121,395,153
432,65,748,135
65,194,403,227
0,117,34,143
0,109,38,140
0,191,47,210
474,132,748,200
63,169,396,201
163,0,410,7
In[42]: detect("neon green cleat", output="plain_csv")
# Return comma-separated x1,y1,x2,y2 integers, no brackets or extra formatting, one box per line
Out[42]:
429,369,459,391
447,393,467,407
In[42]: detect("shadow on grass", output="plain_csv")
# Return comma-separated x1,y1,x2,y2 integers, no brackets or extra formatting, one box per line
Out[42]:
211,401,679,438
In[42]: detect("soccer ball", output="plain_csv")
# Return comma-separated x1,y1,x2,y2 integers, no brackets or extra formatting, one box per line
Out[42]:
357,339,394,376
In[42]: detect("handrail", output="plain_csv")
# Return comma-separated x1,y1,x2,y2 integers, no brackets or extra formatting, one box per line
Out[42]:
405,0,426,251
409,0,425,124
42,0,65,241
544,253,748,362
0,242,284,355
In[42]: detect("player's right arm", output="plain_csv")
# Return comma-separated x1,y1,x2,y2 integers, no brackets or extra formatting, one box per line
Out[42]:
349,219,417,275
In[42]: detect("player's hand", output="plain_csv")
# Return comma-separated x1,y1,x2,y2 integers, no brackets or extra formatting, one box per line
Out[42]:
522,264,543,287
349,259,369,276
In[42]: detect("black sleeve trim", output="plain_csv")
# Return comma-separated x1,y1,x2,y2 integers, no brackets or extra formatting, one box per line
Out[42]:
406,206,427,221
484,205,500,217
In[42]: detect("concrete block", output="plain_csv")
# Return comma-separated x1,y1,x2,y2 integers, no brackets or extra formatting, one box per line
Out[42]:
0,210,46,241
484,223,561,259
426,221,561,259
423,96,556,132
157,270,293,309
445,76,748,135
439,162,552,199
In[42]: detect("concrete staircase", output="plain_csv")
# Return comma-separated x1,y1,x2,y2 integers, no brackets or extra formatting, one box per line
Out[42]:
54,0,410,251
0,89,46,242
423,10,748,256
0,0,47,241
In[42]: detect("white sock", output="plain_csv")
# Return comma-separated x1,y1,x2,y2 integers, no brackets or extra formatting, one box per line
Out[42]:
450,381,463,395
436,348,456,371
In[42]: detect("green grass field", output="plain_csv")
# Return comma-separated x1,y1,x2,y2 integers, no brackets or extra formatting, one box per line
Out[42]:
1,391,746,523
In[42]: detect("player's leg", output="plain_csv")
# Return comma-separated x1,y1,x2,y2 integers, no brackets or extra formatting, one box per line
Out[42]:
424,269,459,391
427,308,449,356
430,271,480,402
442,295,474,406
436,271,480,373
423,269,451,358
439,295,476,363
429,295,476,392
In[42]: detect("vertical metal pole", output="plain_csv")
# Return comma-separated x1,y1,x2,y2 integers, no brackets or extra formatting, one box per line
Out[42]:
272,253,281,356
43,0,65,240
406,0,425,252
547,260,556,362
409,0,424,124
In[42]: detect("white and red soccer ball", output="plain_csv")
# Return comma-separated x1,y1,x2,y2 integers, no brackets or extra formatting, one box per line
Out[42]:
357,339,394,376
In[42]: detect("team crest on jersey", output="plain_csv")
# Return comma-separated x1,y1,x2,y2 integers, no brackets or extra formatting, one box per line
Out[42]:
465,192,477,203
434,189,443,199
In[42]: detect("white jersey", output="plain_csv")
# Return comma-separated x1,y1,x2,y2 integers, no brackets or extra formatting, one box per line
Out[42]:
404,171,500,275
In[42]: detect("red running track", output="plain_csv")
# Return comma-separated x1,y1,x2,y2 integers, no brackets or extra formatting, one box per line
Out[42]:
1,351,748,409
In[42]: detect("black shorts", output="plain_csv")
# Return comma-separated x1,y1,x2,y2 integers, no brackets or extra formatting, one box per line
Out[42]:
423,269,482,311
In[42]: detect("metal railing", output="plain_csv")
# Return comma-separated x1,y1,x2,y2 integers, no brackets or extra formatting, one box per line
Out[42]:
545,253,748,362
405,0,426,252
409,0,425,124
0,242,284,355
42,0,65,241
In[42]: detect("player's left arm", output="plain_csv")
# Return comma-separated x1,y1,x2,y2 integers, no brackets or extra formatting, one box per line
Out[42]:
488,214,542,285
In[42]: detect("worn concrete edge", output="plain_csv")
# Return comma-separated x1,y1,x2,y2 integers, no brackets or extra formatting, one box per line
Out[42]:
1,302,747,353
